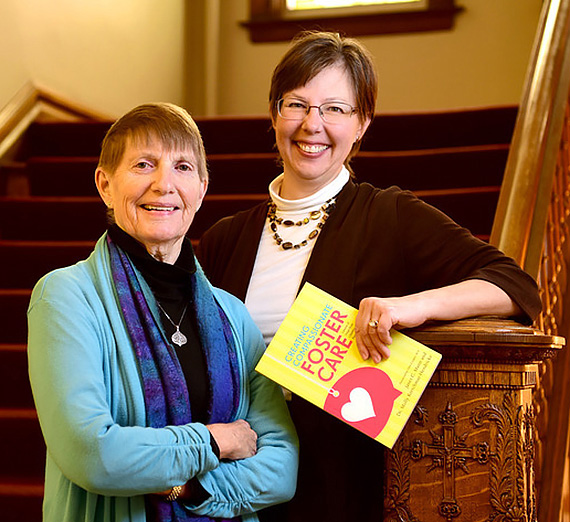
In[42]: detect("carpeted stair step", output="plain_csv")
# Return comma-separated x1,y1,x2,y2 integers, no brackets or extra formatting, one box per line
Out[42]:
415,186,499,240
24,145,507,197
0,480,43,522
0,195,267,242
0,345,34,409
0,410,45,480
0,196,107,241
0,187,495,248
26,157,100,197
0,290,31,344
22,107,517,159
197,117,277,154
22,121,111,157
23,117,277,157
0,240,96,289
25,154,281,197
0,161,29,197
206,154,280,193
361,106,517,152
352,145,507,191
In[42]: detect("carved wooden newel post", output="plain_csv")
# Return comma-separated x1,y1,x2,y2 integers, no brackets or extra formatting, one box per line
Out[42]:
384,318,564,522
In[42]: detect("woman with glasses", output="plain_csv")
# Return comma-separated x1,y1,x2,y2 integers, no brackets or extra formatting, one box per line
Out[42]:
197,31,541,522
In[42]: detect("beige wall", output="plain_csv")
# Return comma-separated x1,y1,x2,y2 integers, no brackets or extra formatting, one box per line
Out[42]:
0,0,544,119
0,0,186,118
203,0,543,116
0,3,30,108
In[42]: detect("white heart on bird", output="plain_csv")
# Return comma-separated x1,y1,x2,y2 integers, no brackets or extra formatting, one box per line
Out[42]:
340,387,376,423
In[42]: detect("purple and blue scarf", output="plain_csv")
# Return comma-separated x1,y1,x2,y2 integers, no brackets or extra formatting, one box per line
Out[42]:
107,236,241,522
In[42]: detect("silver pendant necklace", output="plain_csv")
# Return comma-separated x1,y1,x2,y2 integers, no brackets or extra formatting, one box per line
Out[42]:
156,301,189,347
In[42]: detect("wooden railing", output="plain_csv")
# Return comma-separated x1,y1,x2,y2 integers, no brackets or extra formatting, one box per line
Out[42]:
383,2,570,520
489,0,570,520
0,83,110,160
385,319,562,522
490,0,570,295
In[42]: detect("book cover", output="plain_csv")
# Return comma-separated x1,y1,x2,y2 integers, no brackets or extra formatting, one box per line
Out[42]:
255,283,442,449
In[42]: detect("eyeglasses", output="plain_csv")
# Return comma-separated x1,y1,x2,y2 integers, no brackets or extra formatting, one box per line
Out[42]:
277,97,357,124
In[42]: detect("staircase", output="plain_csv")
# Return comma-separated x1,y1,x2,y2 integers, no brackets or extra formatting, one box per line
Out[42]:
0,105,517,520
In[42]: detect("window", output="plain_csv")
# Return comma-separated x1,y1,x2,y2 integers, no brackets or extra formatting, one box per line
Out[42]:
287,0,423,10
242,0,462,43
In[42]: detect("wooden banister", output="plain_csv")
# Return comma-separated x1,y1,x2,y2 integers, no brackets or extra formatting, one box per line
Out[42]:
383,2,570,520
0,83,110,161
485,4,570,516
490,0,570,280
384,318,563,521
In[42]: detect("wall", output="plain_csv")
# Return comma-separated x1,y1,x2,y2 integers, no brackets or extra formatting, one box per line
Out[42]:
0,0,186,118
209,0,543,116
0,0,545,119
0,3,30,109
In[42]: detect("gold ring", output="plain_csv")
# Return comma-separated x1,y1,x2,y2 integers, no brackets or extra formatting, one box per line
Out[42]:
368,319,379,328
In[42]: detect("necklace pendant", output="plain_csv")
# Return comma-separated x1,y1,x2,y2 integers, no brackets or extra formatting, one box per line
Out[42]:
171,328,187,347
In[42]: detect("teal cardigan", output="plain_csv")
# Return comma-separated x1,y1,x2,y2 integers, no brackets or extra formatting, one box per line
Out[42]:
27,234,298,522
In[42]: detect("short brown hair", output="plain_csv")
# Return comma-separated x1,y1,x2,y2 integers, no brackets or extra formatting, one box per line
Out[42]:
269,31,378,170
97,102,208,182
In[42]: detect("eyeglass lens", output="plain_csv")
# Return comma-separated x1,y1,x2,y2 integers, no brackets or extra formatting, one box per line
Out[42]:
278,99,354,123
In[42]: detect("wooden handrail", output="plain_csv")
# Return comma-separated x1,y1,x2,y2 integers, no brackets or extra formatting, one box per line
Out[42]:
490,0,570,279
488,2,570,519
0,83,111,160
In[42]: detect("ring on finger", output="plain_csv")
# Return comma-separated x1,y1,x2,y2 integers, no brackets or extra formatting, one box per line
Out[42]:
368,319,379,328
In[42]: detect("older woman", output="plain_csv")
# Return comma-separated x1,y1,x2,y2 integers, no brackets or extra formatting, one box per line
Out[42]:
27,102,298,522
197,32,542,522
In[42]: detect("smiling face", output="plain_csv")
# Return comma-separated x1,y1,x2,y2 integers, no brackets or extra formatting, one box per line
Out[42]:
95,135,207,263
272,65,370,199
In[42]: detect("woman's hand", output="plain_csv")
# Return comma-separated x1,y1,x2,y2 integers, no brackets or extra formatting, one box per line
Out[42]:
207,419,258,460
355,296,428,363
355,280,521,364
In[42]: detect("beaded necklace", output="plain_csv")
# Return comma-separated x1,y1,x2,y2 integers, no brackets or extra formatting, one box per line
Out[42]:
267,197,336,250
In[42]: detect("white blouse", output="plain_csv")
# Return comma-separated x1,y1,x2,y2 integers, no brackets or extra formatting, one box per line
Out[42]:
245,167,350,345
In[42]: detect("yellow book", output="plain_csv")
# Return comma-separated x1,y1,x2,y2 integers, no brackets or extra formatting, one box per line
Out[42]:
255,283,442,449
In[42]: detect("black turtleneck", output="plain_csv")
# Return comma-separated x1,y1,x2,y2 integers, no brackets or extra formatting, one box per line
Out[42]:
108,225,209,423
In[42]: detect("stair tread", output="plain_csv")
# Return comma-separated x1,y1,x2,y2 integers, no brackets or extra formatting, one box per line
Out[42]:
0,187,497,202
24,143,510,162
28,155,99,163
0,195,100,202
0,343,26,350
0,480,43,496
0,289,32,295
23,107,517,157
0,195,269,242
0,290,33,343
0,239,95,247
0,240,98,289
0,194,268,202
0,189,497,245
22,145,508,197
0,408,37,419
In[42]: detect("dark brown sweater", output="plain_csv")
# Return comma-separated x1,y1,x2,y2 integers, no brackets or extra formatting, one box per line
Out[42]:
197,180,541,324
